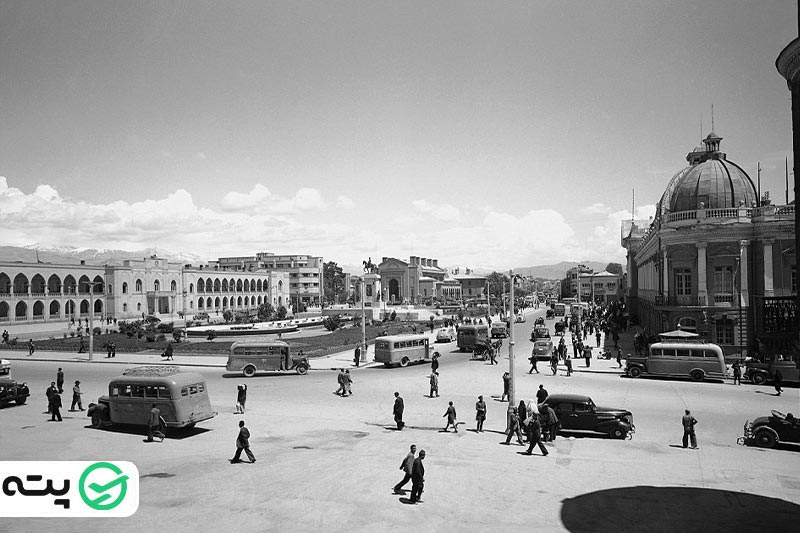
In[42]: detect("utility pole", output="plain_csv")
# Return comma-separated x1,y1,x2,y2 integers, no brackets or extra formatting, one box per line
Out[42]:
360,280,367,363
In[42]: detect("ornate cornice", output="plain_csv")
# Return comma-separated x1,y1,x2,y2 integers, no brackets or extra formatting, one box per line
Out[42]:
777,37,800,85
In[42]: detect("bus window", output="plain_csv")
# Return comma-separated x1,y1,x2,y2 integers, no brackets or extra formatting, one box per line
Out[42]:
676,349,691,358
690,349,704,358
234,346,245,355
198,383,205,393
652,349,663,356
189,384,198,395
662,349,676,357
181,387,188,397
131,385,145,398
157,386,171,399
145,386,158,398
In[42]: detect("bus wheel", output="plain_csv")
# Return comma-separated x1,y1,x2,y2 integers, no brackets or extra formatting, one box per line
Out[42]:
296,364,309,375
400,357,410,367
690,370,704,382
243,366,256,378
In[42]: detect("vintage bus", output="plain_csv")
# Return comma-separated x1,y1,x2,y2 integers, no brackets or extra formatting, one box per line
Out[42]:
554,303,567,317
87,366,216,431
226,341,310,377
373,334,434,368
626,342,727,382
456,324,489,352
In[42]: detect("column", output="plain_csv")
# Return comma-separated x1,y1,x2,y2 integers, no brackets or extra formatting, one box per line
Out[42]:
763,239,775,297
739,240,749,307
696,243,708,305
662,251,669,299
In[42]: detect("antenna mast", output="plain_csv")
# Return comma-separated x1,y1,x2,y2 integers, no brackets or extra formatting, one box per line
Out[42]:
631,188,635,222
757,162,762,205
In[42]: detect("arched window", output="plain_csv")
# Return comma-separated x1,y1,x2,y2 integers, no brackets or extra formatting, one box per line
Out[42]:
154,280,160,292
137,302,142,311
171,280,177,292
122,282,128,294
677,317,698,333
189,283,194,293
135,279,142,292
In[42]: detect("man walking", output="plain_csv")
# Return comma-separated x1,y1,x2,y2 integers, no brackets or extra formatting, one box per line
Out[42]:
354,345,361,368
504,406,525,445
111,341,116,358
429,370,439,398
409,450,426,504
524,410,548,456
774,369,783,396
49,390,63,422
145,403,162,443
475,395,486,432
393,444,416,494
343,369,353,396
336,369,346,396
56,368,64,393
393,392,405,430
442,401,458,432
564,357,573,376
500,372,510,402
536,384,548,404
230,420,256,463
681,409,698,449
70,380,84,411
550,353,558,375
28,339,35,357
528,352,539,374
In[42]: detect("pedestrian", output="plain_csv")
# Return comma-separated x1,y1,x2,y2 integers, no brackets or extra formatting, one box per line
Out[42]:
28,339,35,356
77,335,85,353
56,367,64,393
550,353,558,375
595,330,601,348
343,369,353,396
106,342,113,358
564,357,573,376
354,345,361,368
543,403,559,442
583,345,592,368
431,353,439,373
336,369,346,396
501,372,510,402
524,407,548,456
163,342,174,361
49,391,63,422
732,361,742,386
145,403,162,443
393,392,405,430
616,348,622,369
475,395,486,432
681,409,698,449
2,330,9,344
536,384,548,404
393,444,417,494
230,420,256,463
70,380,84,411
774,369,783,396
429,370,439,398
504,406,525,445
488,343,497,365
111,341,116,358
442,401,458,432
572,337,578,358
518,399,528,433
235,384,247,413
45,382,57,413
409,450,426,504
528,352,539,374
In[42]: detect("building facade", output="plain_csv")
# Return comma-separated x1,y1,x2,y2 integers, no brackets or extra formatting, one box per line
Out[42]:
622,132,797,356
377,256,449,303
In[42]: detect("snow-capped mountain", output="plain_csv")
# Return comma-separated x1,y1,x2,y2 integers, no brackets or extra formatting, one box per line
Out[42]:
2,245,206,265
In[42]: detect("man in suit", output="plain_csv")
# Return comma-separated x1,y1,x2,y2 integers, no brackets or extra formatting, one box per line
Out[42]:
409,449,426,504
393,444,416,494
49,391,63,422
230,420,256,463
393,392,405,430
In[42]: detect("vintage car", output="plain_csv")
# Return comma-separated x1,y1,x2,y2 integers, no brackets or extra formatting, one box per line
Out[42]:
514,314,526,323
531,339,554,360
0,359,10,376
740,410,800,449
534,317,545,326
745,357,799,385
490,323,509,338
530,326,550,341
0,376,30,407
435,328,456,343
541,393,634,439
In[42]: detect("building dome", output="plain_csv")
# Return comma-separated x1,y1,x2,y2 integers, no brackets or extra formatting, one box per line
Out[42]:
657,133,757,218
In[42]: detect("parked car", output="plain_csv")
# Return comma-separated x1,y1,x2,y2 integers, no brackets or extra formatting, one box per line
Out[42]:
436,328,456,343
531,339,554,360
530,327,550,341
739,410,800,449
541,393,634,439
745,357,799,385
0,359,10,376
0,377,30,407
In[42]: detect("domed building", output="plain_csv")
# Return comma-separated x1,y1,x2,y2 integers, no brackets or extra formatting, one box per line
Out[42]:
622,132,796,357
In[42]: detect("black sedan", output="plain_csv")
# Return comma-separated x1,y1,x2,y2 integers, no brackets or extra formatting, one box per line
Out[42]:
0,377,30,407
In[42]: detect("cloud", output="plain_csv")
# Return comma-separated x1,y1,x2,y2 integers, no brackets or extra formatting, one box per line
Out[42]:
221,184,325,212
337,195,355,209
412,199,460,221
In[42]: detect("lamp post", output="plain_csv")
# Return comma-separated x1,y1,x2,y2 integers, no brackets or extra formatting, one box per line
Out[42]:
507,271,523,430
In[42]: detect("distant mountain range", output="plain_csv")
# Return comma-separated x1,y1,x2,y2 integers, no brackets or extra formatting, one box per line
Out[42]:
0,244,204,266
511,261,611,280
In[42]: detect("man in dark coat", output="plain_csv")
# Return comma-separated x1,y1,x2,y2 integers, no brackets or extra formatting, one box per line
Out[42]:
56,368,65,393
409,450,426,504
45,381,57,413
145,403,162,442
49,391,63,422
774,369,783,396
681,409,698,449
524,412,548,456
393,444,416,494
536,384,548,404
230,420,256,463
393,392,405,430
543,404,559,442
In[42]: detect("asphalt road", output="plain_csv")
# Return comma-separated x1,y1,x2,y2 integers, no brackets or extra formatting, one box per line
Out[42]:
2,309,799,532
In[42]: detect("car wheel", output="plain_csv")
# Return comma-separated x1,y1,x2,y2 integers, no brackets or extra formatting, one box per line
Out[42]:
243,366,256,378
690,370,704,382
91,413,103,429
400,357,409,368
296,363,309,375
609,427,626,439
754,428,777,448
15,396,26,405
628,366,642,378
752,373,767,385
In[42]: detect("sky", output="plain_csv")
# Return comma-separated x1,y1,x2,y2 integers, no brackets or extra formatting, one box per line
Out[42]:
0,0,796,272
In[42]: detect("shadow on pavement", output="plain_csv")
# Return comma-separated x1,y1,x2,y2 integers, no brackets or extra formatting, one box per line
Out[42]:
561,486,800,532
83,424,211,440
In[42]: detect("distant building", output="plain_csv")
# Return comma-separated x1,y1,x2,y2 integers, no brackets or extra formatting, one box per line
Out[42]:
455,273,488,301
378,256,448,303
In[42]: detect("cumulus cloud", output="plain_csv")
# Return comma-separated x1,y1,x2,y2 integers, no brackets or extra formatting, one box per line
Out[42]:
221,184,325,212
412,199,460,221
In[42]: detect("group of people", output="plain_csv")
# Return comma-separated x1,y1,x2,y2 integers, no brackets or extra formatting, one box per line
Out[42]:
335,368,354,396
43,368,84,421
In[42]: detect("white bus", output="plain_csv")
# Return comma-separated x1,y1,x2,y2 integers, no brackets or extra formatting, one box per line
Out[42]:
373,334,434,368
626,342,727,382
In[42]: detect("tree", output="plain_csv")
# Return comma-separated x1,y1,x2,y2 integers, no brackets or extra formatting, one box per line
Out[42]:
276,305,288,320
486,271,509,298
322,315,342,331
257,303,274,321
605,262,624,275
222,309,233,323
323,261,346,304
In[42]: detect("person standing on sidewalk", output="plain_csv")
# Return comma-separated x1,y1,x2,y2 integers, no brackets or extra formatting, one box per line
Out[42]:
475,395,486,432
500,372,510,402
595,330,601,348
409,450,426,504
393,444,416,494
583,345,592,368
70,380,84,411
56,368,65,393
354,345,361,368
28,339,35,357
111,341,116,358
393,392,405,430
732,361,742,386
230,420,256,463
681,409,698,449
536,384,548,404
442,401,458,432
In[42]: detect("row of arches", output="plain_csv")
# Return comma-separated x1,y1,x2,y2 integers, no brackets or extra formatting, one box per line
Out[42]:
195,294,282,311
0,299,103,321
0,273,104,295
194,277,276,293
121,279,178,294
